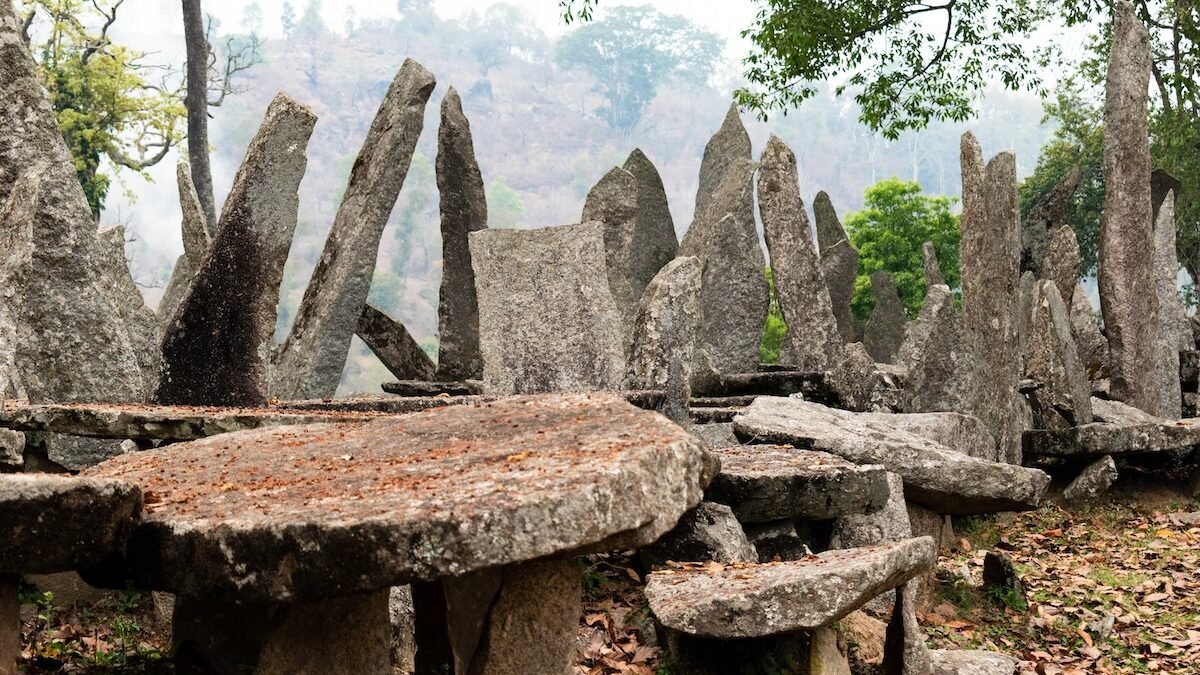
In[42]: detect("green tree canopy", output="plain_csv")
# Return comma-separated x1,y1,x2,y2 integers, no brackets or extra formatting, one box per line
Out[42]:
486,177,525,229
555,5,722,133
846,178,961,320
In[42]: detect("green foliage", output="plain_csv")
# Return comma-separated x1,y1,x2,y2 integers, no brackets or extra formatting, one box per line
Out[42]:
846,179,961,320
486,176,525,229
555,5,722,133
759,267,787,365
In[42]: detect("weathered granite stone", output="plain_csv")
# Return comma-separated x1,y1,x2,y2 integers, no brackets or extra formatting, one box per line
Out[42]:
734,397,1051,513
982,551,1025,605
705,445,889,522
882,584,932,675
694,102,752,217
626,256,703,423
380,380,481,397
623,149,679,300
810,626,853,675
1041,224,1082,309
1018,270,1036,357
930,650,1020,675
158,163,211,332
95,225,160,392
1099,1,1179,418
679,155,768,375
644,537,936,638
272,60,435,400
355,303,436,381
822,240,862,343
640,502,757,569
85,394,714,601
864,271,906,364
1024,281,1093,430
922,242,945,288
1023,398,1200,457
1021,165,1082,276
157,94,316,407
1154,191,1192,353
758,135,841,371
900,284,969,414
1091,396,1164,426
1070,285,1110,380
389,586,416,673
433,88,487,382
744,520,811,562
0,475,141,574
471,222,626,394
828,342,906,413
905,504,950,613
1063,455,1118,503
960,135,1025,464
582,166,640,326
0,429,21,470
831,473,913,549
686,422,739,448
864,411,997,462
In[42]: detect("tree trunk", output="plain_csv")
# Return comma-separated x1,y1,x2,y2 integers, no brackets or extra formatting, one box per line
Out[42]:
182,0,217,236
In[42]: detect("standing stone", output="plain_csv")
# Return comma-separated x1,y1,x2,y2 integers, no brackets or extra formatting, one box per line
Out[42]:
922,242,945,289
95,225,160,390
815,192,860,343
158,163,211,332
694,103,753,217
863,271,906,364
882,584,933,675
157,94,316,407
471,222,626,394
1070,286,1110,380
582,166,640,327
1154,191,1191,352
626,257,703,424
272,60,436,400
1151,168,1181,225
640,502,757,569
1024,281,1093,430
1098,1,1179,418
900,285,968,414
960,134,1024,464
679,156,768,375
623,149,679,300
356,304,436,382
433,88,487,382
1021,165,1082,275
758,136,842,371
1040,223,1082,307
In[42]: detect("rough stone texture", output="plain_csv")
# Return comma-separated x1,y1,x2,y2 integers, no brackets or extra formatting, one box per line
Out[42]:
1024,281,1093,430
679,154,768,375
1091,396,1163,425
827,342,905,413
882,584,933,675
705,445,889,523
158,163,211,332
814,192,860,343
84,394,715,601
863,411,998,462
686,422,739,449
810,626,853,675
744,520,810,562
380,380,481,397
922,242,945,288
734,397,1051,514
623,149,679,301
982,551,1026,606
1064,455,1119,503
930,649,1020,675
692,370,839,404
1041,224,1082,310
758,135,842,371
582,166,640,326
645,537,936,638
389,586,416,673
626,257,702,423
1024,400,1200,457
1070,286,1110,380
863,271,906,364
1021,165,1082,276
1154,191,1192,353
433,88,487,383
905,504,950,613
900,284,969,414
0,475,141,574
172,589,390,675
157,94,316,407
640,502,757,569
93,226,159,390
355,303,436,381
0,429,21,470
1099,1,1179,419
960,136,1025,465
272,60,435,400
471,223,627,394
693,103,752,217
831,473,913,549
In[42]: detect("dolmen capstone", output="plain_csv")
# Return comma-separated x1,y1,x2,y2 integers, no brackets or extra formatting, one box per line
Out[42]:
1024,396,1200,458
84,393,714,674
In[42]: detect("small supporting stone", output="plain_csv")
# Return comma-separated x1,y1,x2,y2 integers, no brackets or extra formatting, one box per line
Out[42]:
1062,455,1118,503
640,502,757,569
745,520,813,563
172,590,391,674
356,303,436,382
981,551,1026,605
1,574,16,675
882,584,932,675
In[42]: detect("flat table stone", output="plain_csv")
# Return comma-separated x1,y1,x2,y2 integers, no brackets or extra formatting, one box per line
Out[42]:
1023,416,1200,458
645,537,935,639
381,379,483,397
705,445,888,522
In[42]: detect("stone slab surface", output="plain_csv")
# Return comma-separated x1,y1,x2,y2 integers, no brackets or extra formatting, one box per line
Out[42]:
381,380,482,397
1023,414,1200,457
691,370,838,403
645,537,936,639
734,397,1050,514
930,649,1019,675
84,394,715,602
705,446,888,522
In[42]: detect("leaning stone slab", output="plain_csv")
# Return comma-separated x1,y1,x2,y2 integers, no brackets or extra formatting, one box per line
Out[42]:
645,537,936,639
158,163,211,332
814,192,859,343
1154,191,1192,353
640,502,758,569
863,271,906,364
434,87,487,382
1023,409,1200,458
900,284,969,414
758,135,841,371
1070,286,1110,380
1062,455,1118,503
157,94,316,407
704,445,889,523
471,222,627,394
861,410,997,462
734,397,1051,514
1041,223,1082,310
356,303,436,382
626,256,703,423
623,149,679,301
922,242,945,288
272,60,436,400
1024,280,1093,430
